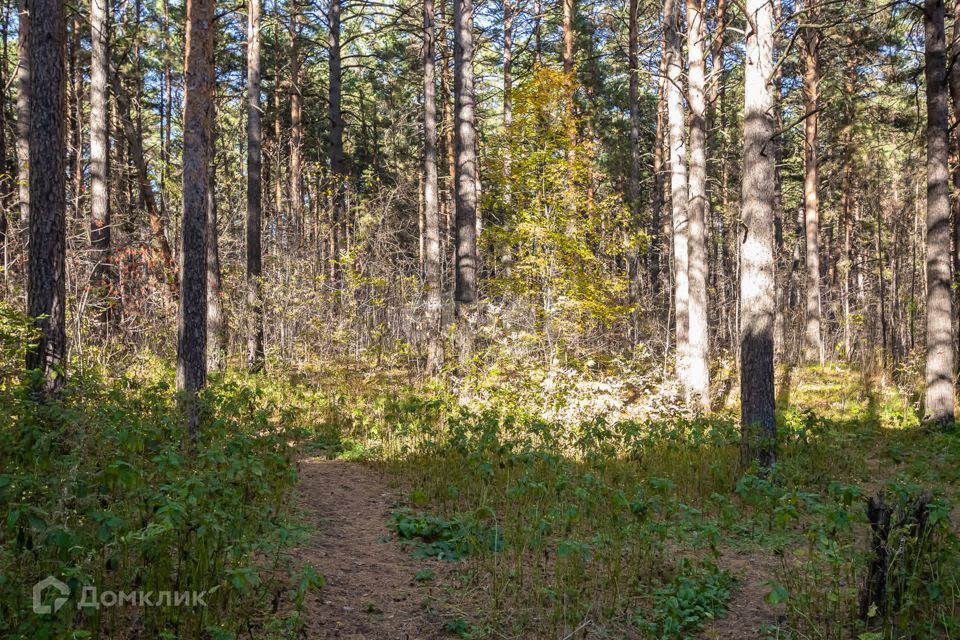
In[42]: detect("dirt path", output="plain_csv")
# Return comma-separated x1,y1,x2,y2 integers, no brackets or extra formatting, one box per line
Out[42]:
703,552,781,639
291,459,453,639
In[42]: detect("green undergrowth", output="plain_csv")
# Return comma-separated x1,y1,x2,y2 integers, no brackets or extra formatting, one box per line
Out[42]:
390,509,503,560
311,363,960,639
0,306,324,639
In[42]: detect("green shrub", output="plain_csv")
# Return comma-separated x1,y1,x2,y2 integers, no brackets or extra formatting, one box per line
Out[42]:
0,366,316,639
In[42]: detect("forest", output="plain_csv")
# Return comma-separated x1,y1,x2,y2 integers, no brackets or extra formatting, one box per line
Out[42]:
2,0,960,637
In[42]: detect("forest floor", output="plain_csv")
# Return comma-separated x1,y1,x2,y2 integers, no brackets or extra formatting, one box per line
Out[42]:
291,458,782,639
282,363,959,639
291,459,456,639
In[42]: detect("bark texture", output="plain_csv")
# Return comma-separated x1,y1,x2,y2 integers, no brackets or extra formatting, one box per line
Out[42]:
627,0,641,337
26,0,65,395
329,0,346,283
90,0,114,330
247,0,265,372
801,0,823,364
15,0,28,233
423,0,443,373
685,0,710,410
664,0,689,383
740,0,777,466
177,0,214,435
207,128,227,373
923,0,955,428
289,0,303,233
453,0,479,358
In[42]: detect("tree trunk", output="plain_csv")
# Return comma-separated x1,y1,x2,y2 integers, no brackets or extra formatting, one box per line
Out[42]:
247,0,266,372
161,0,171,219
840,53,857,358
685,0,710,410
207,127,226,373
26,0,65,396
15,0,28,236
664,0,689,386
424,0,443,373
0,11,7,300
562,0,574,74
329,0,346,287
453,0,478,361
649,42,667,297
627,0,641,340
90,0,115,331
801,1,823,364
923,0,955,428
177,0,214,437
503,0,513,204
947,0,960,375
68,13,80,219
740,0,777,467
289,0,303,239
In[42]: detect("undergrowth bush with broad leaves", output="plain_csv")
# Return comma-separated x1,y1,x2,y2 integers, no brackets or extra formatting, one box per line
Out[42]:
633,558,734,640
0,306,322,640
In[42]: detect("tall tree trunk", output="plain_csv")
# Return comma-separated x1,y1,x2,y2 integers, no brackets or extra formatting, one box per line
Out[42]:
947,0,960,374
453,0,478,361
649,42,667,297
771,0,785,360
68,13,80,219
247,0,265,372
685,0,710,410
15,0,28,238
503,0,513,203
0,7,7,300
740,0,777,467
840,53,857,358
801,1,823,364
709,0,730,354
90,0,114,331
424,0,443,373
272,6,284,245
207,125,226,373
289,0,303,238
329,0,346,287
26,0,65,396
177,0,214,437
923,0,955,428
562,0,574,74
627,0,641,339
161,0,171,219
664,0,689,386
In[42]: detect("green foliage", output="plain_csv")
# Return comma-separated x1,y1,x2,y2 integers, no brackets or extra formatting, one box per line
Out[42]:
485,68,631,358
0,302,40,386
390,510,502,561
0,365,320,639
308,363,959,638
633,559,734,639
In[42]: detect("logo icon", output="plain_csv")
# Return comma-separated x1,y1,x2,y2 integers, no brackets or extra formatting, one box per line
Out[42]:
33,576,70,614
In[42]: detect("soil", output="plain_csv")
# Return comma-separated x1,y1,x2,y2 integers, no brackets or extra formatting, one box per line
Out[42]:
291,458,455,639
703,551,782,639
